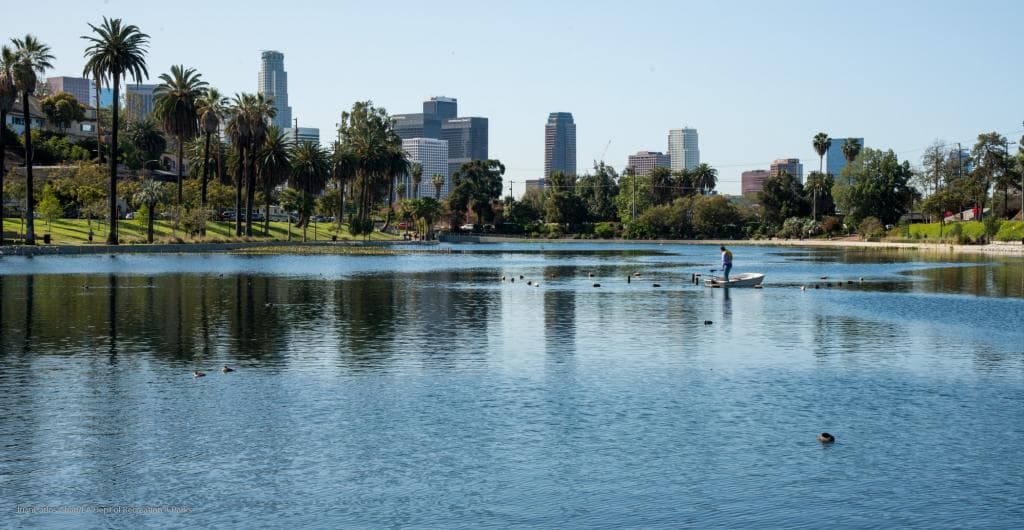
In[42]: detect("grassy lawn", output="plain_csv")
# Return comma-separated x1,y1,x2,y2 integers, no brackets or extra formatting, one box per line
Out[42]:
896,220,1024,242
2,218,400,245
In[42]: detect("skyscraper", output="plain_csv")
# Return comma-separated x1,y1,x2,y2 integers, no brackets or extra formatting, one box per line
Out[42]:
45,76,90,105
423,96,457,121
394,96,458,141
443,117,488,177
627,151,671,176
770,158,804,182
401,138,450,198
258,50,292,129
544,112,576,178
741,169,771,195
668,128,699,171
824,137,864,177
124,84,157,121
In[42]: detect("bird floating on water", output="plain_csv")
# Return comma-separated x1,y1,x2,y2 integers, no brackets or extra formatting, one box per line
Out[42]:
221,365,234,373
818,432,835,443
193,371,206,378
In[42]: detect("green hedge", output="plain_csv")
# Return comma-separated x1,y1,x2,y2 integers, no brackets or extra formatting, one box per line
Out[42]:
900,221,1023,242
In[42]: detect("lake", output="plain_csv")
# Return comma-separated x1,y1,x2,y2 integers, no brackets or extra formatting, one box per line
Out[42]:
1,243,1022,528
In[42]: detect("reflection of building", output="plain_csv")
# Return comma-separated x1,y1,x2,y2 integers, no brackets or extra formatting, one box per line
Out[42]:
124,84,157,121
544,112,576,177
401,138,450,198
741,169,771,195
285,127,320,145
45,76,90,104
258,50,292,129
770,158,803,183
668,127,699,171
627,151,671,177
824,137,863,177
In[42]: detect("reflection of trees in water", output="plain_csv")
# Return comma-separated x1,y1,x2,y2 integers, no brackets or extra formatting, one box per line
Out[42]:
913,265,1022,298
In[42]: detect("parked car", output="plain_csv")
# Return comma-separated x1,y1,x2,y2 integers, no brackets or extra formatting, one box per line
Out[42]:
125,212,136,220
460,223,476,232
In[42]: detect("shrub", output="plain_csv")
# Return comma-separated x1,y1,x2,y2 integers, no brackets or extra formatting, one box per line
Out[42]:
180,208,208,237
820,216,840,234
858,216,884,240
947,223,962,241
777,217,806,239
983,216,1001,242
594,222,618,239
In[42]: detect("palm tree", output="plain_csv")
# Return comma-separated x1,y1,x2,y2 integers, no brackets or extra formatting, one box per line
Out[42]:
841,138,862,165
125,116,166,165
409,162,423,198
805,171,829,220
133,179,167,243
380,145,409,232
225,95,250,236
396,182,407,201
82,17,150,244
337,101,405,235
0,45,18,245
226,93,275,236
153,64,206,210
255,125,291,234
432,173,444,199
197,87,226,212
330,144,355,230
692,163,718,195
812,132,831,175
11,35,54,245
289,140,330,241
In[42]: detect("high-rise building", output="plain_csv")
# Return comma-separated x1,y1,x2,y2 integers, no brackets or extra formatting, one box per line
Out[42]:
285,127,320,145
824,137,864,177
770,158,804,182
45,76,90,105
401,138,450,198
443,117,488,177
668,128,699,171
258,50,292,129
423,96,457,121
124,84,157,121
627,151,671,177
741,169,771,195
544,112,576,178
394,96,458,141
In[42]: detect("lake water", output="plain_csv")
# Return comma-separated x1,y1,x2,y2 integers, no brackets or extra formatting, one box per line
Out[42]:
1,243,1022,528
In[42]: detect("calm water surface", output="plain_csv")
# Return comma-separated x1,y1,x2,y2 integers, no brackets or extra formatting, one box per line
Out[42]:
1,243,1022,528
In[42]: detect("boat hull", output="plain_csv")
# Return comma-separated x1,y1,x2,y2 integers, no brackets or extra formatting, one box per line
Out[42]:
704,273,765,288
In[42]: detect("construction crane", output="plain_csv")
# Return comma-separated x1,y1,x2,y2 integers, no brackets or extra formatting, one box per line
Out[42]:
597,139,612,164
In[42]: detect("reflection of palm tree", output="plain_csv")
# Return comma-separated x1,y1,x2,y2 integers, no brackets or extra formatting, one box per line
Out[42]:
11,35,54,245
0,45,18,245
82,18,150,244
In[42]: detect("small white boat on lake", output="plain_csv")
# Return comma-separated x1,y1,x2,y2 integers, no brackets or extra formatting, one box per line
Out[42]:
704,272,765,288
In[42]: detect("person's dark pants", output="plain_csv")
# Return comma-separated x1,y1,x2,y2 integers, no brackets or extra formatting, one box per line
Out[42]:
723,264,732,281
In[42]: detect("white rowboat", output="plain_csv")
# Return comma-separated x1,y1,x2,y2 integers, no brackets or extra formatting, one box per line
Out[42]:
704,272,765,288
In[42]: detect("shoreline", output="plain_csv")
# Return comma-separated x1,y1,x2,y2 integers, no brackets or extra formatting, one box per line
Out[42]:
0,239,435,257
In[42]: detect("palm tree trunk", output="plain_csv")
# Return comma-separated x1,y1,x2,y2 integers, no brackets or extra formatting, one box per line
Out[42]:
107,79,120,245
244,150,255,237
23,91,36,245
201,131,211,235
147,203,154,243
176,138,184,209
1,109,6,246
337,180,344,231
235,145,243,236
263,180,271,235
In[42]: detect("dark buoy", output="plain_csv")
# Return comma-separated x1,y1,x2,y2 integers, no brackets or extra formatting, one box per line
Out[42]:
703,320,713,325
519,275,524,280
818,432,835,443
526,280,532,286
820,276,828,280
593,283,601,287
511,278,515,283
652,283,661,288
627,276,631,284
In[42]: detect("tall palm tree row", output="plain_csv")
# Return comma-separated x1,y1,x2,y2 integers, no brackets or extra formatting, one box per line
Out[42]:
289,140,330,239
226,93,275,236
330,145,355,230
82,17,150,245
10,35,54,245
0,45,17,245
255,125,291,234
153,64,207,209
196,87,227,211
336,101,407,235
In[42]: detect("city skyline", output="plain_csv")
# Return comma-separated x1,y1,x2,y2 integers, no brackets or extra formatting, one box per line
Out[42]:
13,0,1023,196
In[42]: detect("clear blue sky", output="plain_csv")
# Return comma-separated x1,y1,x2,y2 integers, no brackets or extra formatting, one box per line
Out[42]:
13,0,1024,195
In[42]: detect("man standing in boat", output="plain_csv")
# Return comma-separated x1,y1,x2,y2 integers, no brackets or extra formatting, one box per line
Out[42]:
720,246,733,282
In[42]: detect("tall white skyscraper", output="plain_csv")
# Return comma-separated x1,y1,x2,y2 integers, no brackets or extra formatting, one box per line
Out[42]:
258,50,292,129
401,138,450,198
668,128,699,171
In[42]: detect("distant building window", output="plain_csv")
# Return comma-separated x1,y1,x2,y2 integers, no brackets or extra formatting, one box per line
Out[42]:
12,117,25,125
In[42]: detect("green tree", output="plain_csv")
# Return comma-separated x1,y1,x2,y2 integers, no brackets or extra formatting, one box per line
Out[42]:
40,91,86,133
576,161,619,221
841,138,862,168
395,182,407,201
336,101,405,235
132,178,167,242
0,46,18,245
759,171,808,226
971,132,1011,220
648,166,674,205
196,87,226,212
153,64,207,209
804,171,834,220
254,125,291,234
280,187,315,241
125,116,166,167
833,148,915,226
289,140,330,238
692,195,742,239
82,17,150,244
449,159,504,226
544,171,586,229
812,132,831,175
692,163,718,195
225,92,276,236
408,197,443,239
409,161,423,198
11,34,54,245
37,184,63,232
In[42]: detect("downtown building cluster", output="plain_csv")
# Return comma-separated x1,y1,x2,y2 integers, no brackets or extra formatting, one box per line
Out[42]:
741,138,864,195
